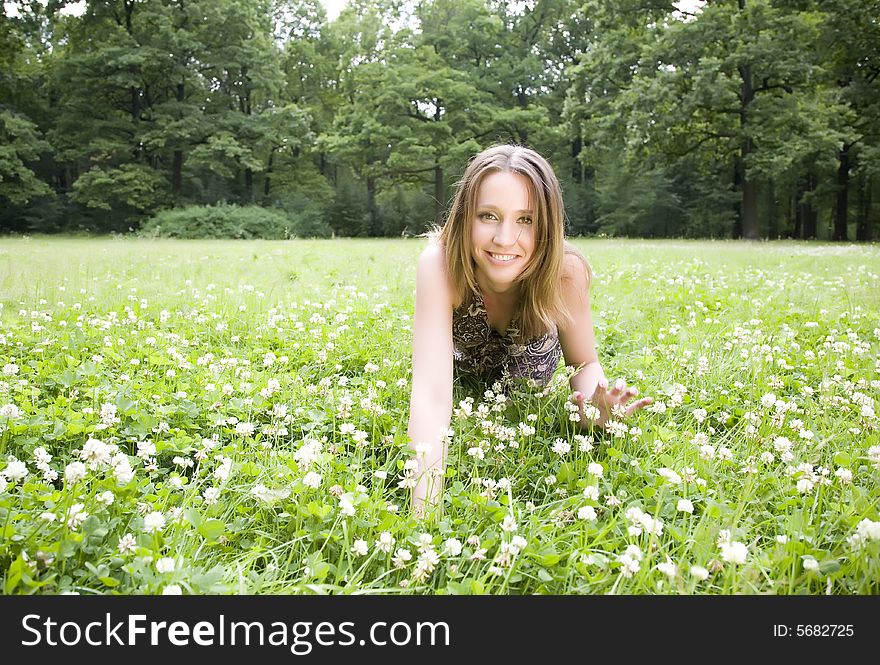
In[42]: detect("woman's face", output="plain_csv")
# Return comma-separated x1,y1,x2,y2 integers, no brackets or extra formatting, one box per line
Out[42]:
470,170,536,294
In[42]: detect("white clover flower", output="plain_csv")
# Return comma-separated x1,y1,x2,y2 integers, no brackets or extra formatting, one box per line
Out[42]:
96,490,115,506
847,518,880,550
803,557,819,572
761,392,777,408
375,531,395,554
156,557,175,574
235,421,255,437
162,585,183,595
677,499,694,514
719,541,749,564
578,506,597,521
501,515,518,532
339,494,356,517
118,533,138,555
0,403,22,419
64,461,86,485
80,438,112,469
213,456,233,482
2,458,28,482
657,468,682,485
690,565,709,581
834,468,852,483
617,545,642,578
443,538,463,557
39,511,57,522
582,485,599,501
656,560,677,579
100,403,119,426
302,471,322,489
136,440,156,459
351,539,369,556
33,446,51,465
142,511,166,534
392,547,412,568
587,462,604,478
693,408,707,424
66,503,88,530
691,432,709,446
552,438,571,455
796,478,814,494
111,453,134,485
251,483,274,503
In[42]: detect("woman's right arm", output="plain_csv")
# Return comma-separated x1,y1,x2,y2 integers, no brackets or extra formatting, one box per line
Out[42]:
408,243,455,515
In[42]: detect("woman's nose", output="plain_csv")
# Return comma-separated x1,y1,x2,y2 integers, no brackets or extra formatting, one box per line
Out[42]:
493,220,519,246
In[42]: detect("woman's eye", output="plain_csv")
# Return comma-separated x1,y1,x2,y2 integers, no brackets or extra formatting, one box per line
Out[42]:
478,213,498,221
519,217,533,225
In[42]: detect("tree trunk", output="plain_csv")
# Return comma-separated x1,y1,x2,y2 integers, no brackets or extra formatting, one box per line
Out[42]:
797,172,818,239
732,157,743,239
434,161,444,227
856,170,872,241
571,138,582,183
833,144,850,241
738,63,759,240
171,82,185,197
367,176,377,235
767,179,778,239
244,169,254,202
263,150,274,201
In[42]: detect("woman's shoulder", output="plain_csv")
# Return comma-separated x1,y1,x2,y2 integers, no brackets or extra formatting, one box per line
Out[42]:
417,241,449,279
416,241,457,306
561,245,592,288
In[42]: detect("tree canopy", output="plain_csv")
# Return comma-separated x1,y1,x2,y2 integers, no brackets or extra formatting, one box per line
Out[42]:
1,0,877,239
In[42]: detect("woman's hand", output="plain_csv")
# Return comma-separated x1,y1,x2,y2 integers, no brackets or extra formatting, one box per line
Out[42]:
573,378,653,430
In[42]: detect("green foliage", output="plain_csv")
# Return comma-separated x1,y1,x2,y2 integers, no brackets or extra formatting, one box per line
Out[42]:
0,110,54,205
139,203,321,239
71,164,167,216
1,237,879,595
324,178,371,237
0,0,877,238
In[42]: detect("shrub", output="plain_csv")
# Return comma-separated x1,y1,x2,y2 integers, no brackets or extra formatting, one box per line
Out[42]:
140,204,324,239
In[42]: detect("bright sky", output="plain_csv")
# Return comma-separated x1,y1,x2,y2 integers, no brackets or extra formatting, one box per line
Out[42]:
4,0,704,25
321,0,346,22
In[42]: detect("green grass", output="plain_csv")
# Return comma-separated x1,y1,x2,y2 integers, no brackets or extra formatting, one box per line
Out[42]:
0,237,878,595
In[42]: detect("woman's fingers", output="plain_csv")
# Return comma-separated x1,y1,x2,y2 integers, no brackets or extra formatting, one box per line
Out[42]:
619,386,638,406
625,396,653,417
608,378,625,396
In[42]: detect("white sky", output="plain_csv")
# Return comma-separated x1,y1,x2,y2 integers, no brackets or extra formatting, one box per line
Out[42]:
5,0,704,26
321,0,346,22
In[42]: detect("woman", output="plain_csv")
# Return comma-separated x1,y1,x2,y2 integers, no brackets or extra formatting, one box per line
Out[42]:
408,145,652,515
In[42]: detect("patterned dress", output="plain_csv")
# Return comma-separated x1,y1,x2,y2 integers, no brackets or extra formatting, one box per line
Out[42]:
452,288,562,387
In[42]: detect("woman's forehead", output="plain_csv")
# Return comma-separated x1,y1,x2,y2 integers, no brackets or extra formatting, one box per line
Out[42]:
475,171,533,206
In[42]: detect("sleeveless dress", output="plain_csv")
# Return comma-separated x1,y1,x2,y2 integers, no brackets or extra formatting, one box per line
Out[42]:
452,288,562,387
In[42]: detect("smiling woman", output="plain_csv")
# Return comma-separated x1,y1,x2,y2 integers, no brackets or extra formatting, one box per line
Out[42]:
406,144,654,515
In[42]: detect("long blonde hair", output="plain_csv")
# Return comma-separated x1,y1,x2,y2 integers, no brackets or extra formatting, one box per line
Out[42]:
433,144,591,341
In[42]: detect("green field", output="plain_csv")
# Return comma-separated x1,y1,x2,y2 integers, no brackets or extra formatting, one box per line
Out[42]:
1,238,878,594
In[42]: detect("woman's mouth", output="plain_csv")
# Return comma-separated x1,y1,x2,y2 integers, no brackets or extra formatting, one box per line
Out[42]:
487,252,519,263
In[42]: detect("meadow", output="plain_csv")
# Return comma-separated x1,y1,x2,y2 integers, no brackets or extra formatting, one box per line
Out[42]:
0,237,878,595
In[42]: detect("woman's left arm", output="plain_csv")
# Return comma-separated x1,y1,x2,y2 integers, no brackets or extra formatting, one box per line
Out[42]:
557,254,652,429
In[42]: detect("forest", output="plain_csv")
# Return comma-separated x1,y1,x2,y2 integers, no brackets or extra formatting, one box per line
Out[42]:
1,0,878,240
